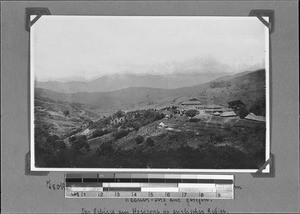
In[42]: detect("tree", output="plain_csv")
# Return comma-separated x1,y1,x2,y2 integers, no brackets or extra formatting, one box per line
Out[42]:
63,110,70,117
249,99,266,116
228,100,249,119
112,129,130,140
154,112,164,120
70,135,89,152
103,117,111,125
129,121,140,131
135,135,144,144
114,110,124,118
146,138,155,147
185,109,198,117
92,129,109,138
84,143,91,152
46,135,66,150
237,108,250,119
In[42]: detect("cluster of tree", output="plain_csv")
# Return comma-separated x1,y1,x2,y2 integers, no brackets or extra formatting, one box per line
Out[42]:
189,118,201,122
63,110,70,117
134,135,155,146
170,106,179,115
249,99,266,116
135,135,144,144
228,100,249,118
228,99,266,118
89,109,165,143
35,123,70,167
112,129,131,140
146,137,155,146
185,109,198,117
92,129,110,138
113,110,125,118
35,133,67,154
125,121,140,131
103,116,113,125
121,109,164,130
210,81,231,88
69,135,90,152
45,135,67,150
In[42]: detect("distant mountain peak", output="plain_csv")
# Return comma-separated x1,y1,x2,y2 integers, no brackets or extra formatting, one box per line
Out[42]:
36,71,234,93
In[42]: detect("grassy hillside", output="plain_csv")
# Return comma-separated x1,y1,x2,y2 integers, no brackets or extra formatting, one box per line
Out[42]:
34,95,101,167
67,114,265,169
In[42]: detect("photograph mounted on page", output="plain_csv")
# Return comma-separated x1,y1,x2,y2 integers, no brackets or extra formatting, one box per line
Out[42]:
30,16,270,172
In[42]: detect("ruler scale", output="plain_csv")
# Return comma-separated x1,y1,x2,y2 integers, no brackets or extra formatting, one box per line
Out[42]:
65,173,234,199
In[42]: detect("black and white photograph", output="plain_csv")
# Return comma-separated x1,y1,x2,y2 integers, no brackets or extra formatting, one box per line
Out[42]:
31,16,270,171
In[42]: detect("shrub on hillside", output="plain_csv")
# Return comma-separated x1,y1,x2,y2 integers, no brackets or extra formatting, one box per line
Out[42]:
63,110,70,116
189,118,200,122
46,135,67,150
69,135,89,152
186,109,198,117
114,110,125,118
128,121,141,131
103,116,111,125
112,129,130,140
92,129,110,138
155,112,165,120
146,138,155,147
135,135,144,144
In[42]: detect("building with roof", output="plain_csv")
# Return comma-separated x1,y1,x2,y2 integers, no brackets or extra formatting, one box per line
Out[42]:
220,111,237,117
204,104,223,109
158,122,167,128
245,113,266,122
82,129,90,135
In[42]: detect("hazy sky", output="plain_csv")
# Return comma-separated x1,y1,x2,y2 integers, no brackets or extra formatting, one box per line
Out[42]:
31,16,267,82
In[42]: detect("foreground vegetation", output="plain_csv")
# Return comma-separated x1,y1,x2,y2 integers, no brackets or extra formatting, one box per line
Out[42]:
35,103,265,169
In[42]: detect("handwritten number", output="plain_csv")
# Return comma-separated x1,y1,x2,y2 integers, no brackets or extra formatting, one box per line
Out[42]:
166,192,170,197
149,192,154,197
182,192,187,197
116,192,120,197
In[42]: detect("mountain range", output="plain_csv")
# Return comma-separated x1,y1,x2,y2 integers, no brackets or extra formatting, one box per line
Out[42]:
35,69,266,115
36,72,233,93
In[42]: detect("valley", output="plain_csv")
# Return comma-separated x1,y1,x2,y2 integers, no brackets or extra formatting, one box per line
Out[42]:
34,69,267,169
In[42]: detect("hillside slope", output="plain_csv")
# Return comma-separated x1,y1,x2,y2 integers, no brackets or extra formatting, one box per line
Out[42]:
33,68,267,169
35,68,266,115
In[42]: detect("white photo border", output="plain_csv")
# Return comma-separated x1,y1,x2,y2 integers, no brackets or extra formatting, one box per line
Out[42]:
30,16,270,173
